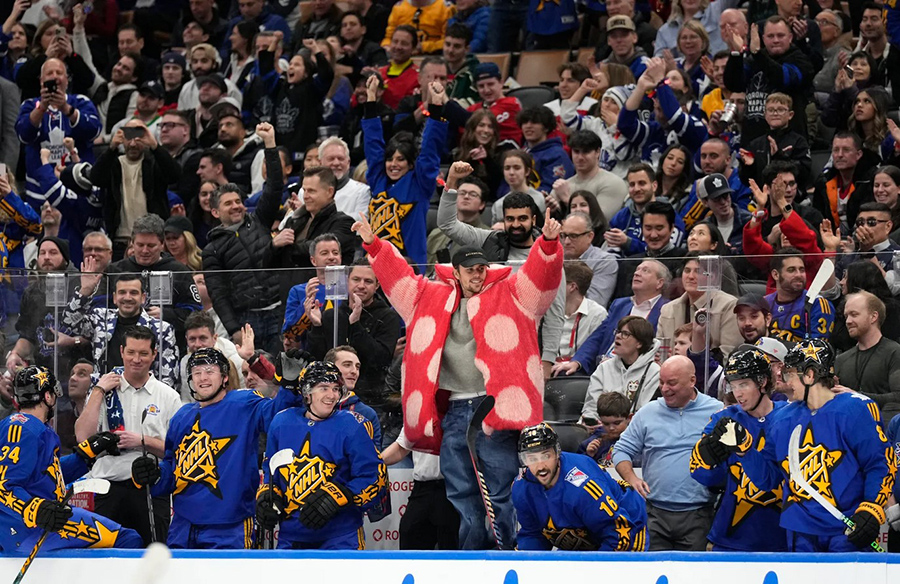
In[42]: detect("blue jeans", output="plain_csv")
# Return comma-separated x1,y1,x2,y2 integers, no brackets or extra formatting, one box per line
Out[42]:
239,307,284,356
440,396,520,550
486,0,527,52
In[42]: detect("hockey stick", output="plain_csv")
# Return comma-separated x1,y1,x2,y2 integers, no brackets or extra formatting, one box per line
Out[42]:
466,395,506,549
140,408,158,544
14,479,111,584
803,259,834,340
788,425,884,552
265,448,294,550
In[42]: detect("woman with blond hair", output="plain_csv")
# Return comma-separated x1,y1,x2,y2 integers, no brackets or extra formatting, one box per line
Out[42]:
674,20,712,97
164,216,204,272
654,0,735,59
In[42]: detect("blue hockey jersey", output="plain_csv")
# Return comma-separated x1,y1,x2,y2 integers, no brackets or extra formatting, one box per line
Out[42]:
690,402,788,551
264,408,386,546
740,393,897,537
282,282,333,344
765,291,834,343
617,83,707,165
153,388,301,525
678,171,752,231
512,452,647,551
609,199,685,257
0,412,139,553
363,114,448,266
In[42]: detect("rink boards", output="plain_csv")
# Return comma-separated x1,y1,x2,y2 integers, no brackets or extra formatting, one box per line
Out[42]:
2,550,900,584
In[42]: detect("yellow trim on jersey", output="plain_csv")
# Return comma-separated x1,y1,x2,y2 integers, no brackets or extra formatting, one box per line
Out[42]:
357,527,366,550
7,424,21,444
243,517,254,549
583,480,605,501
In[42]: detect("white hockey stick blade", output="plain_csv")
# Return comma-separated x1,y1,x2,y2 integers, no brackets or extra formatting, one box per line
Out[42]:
132,542,172,584
72,478,111,496
719,420,739,447
788,425,845,522
269,448,294,475
806,259,835,304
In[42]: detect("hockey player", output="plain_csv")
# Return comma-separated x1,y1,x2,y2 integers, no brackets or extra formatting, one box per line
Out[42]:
511,423,648,551
256,362,386,550
0,366,142,554
689,347,788,551
709,339,897,552
131,348,304,549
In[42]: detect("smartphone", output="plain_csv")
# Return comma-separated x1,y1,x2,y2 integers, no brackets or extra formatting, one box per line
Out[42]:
0,163,6,177
122,126,144,141
54,27,64,38
844,65,854,78
43,79,57,94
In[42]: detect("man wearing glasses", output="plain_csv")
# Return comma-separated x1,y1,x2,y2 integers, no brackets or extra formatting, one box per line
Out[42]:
837,202,900,294
560,212,617,307
159,110,202,201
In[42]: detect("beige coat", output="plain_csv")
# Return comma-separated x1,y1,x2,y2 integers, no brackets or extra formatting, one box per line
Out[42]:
656,290,743,355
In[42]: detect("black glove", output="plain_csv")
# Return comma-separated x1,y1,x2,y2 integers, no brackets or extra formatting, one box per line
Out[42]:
846,502,885,549
695,433,731,467
256,487,285,531
710,417,752,455
299,482,352,529
73,431,120,464
131,455,161,487
275,350,312,394
24,498,73,532
550,529,595,551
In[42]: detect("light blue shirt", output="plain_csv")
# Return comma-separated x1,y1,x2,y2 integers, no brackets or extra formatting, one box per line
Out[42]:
613,391,723,511
653,0,740,58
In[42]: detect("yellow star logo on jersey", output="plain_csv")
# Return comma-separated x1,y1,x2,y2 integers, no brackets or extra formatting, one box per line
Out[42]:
781,427,843,508
728,461,782,528
368,192,413,251
614,517,632,551
173,415,236,498
47,453,66,502
282,435,337,514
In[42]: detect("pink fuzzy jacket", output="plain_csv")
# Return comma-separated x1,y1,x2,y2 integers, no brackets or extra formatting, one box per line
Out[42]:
364,234,563,454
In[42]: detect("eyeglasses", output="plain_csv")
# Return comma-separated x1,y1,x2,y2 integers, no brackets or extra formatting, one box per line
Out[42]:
855,217,889,228
159,122,187,130
614,329,634,338
815,18,838,28
560,231,591,240
457,189,482,199
83,246,111,253
765,107,790,115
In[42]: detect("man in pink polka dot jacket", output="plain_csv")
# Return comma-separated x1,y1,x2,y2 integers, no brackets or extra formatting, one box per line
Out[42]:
351,193,563,550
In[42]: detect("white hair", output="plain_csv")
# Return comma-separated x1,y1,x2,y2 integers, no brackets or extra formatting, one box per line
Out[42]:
318,136,350,159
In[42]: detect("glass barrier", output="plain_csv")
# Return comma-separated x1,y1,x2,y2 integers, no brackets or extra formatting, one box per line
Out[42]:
1,249,847,452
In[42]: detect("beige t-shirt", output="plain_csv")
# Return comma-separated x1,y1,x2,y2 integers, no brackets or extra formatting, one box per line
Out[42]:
116,155,147,238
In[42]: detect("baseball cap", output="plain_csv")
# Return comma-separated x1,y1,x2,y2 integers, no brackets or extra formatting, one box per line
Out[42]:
734,293,770,314
161,51,186,70
698,173,733,201
197,73,227,93
473,62,501,83
754,337,792,363
451,246,490,268
209,96,242,121
607,15,636,32
164,215,194,235
138,80,164,99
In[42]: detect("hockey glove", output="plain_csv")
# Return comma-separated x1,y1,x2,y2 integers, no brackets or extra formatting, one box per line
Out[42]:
845,502,885,549
131,455,161,488
695,433,731,467
711,417,752,455
550,529,596,551
299,482,352,529
275,350,312,394
256,486,285,531
886,504,900,531
23,498,73,532
73,431,120,465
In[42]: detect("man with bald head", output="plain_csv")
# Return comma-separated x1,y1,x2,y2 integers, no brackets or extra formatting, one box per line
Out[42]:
16,58,102,183
613,355,723,550
720,8,748,48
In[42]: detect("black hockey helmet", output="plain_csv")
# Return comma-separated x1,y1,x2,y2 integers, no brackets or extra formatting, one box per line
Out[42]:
299,361,344,403
783,339,835,379
187,347,229,402
518,423,559,458
13,366,61,410
724,346,772,384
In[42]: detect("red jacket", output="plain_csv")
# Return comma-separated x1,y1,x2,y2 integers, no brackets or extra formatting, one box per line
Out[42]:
468,96,523,146
379,61,419,110
364,234,563,453
742,210,829,293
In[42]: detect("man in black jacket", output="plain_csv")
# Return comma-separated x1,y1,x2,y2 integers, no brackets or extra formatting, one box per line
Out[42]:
271,166,356,302
724,15,814,144
109,214,201,354
308,258,401,406
201,122,284,355
90,119,182,260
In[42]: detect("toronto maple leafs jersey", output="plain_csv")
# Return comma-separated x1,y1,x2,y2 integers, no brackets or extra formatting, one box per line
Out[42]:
690,402,788,551
765,291,835,343
264,408,386,546
153,388,301,525
741,393,897,537
512,452,648,551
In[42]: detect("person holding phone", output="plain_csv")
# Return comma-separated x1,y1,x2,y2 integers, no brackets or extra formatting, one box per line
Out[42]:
15,57,102,186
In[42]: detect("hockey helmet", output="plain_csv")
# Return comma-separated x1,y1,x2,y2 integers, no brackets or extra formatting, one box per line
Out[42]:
13,366,61,410
187,347,229,401
299,361,344,402
724,347,772,384
783,339,835,379
518,423,560,465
